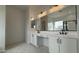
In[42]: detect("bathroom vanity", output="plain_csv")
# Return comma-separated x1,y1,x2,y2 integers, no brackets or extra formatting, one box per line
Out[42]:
31,31,79,53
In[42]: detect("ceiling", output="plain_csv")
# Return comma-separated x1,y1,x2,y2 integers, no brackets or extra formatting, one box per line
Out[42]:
29,5,53,18
14,5,53,11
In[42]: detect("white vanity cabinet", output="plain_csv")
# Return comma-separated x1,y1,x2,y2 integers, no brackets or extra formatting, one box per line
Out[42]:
49,36,77,53
31,34,38,47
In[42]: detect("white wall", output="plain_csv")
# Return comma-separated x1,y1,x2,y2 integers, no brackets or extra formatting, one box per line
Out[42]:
0,5,6,51
25,7,31,44
6,6,25,45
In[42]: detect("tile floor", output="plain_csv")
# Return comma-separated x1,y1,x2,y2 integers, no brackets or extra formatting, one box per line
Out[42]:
5,43,49,53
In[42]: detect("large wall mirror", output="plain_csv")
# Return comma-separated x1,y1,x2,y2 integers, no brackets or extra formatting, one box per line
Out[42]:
31,20,36,29
31,5,77,31
48,5,77,31
31,18,41,30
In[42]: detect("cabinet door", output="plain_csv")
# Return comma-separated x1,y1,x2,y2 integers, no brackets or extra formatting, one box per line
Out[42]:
31,34,37,47
60,38,77,53
49,37,59,53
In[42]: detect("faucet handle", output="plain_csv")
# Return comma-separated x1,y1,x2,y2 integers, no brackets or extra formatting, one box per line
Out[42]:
59,30,67,35
64,32,67,35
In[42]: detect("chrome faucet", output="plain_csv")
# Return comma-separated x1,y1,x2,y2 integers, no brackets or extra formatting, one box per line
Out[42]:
59,30,67,35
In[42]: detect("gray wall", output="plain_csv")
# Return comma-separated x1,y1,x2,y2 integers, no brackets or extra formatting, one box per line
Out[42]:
6,6,25,45
0,5,6,51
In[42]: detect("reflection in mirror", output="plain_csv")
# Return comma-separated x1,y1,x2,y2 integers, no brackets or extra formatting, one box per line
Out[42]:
48,22,54,30
48,5,77,31
31,20,36,29
54,21,63,30
40,15,48,31
67,20,77,31
35,19,41,30
34,5,77,31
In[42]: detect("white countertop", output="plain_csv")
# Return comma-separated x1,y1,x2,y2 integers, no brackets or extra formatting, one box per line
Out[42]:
32,31,79,40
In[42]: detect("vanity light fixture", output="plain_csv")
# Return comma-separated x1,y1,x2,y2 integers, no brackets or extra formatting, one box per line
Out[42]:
40,11,43,14
48,5,64,14
38,11,47,18
53,5,59,7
